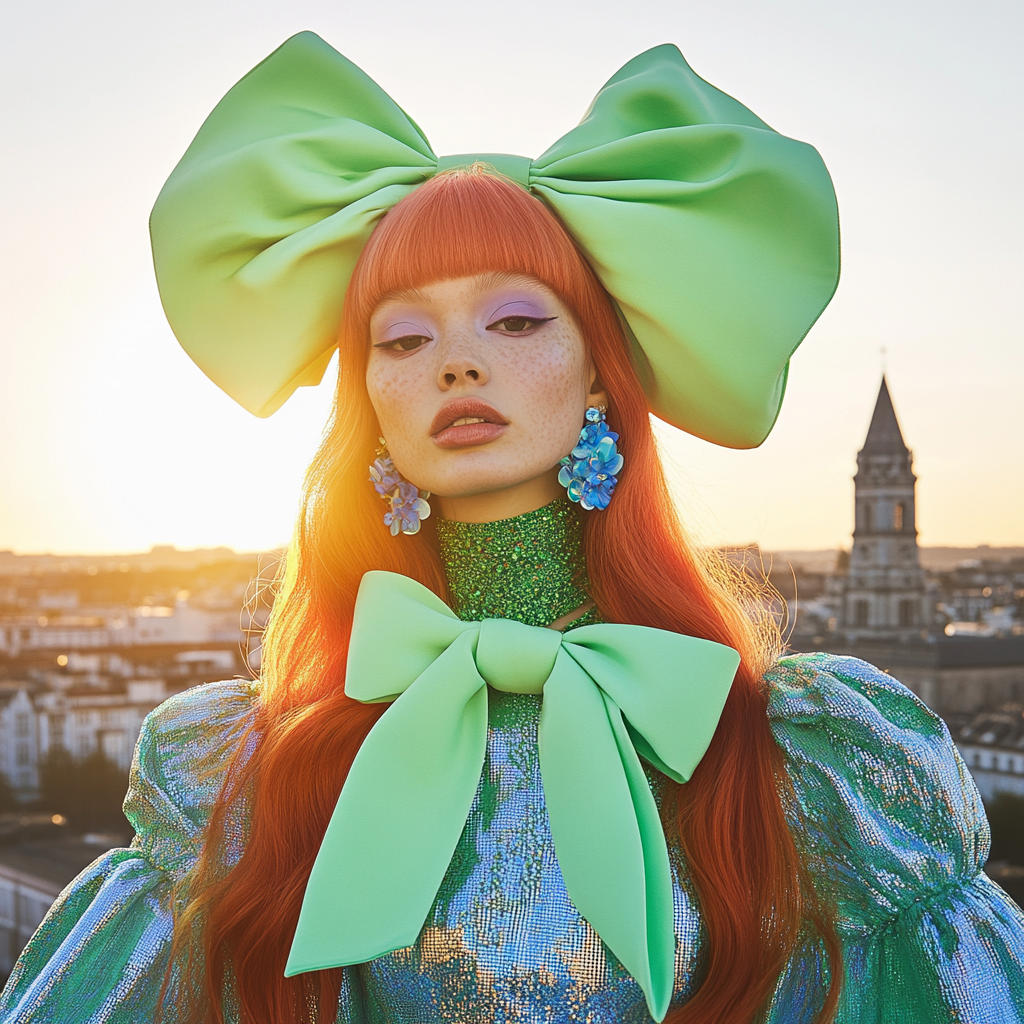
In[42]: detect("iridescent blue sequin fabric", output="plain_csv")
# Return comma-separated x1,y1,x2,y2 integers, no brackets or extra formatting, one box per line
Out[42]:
2,501,1023,1022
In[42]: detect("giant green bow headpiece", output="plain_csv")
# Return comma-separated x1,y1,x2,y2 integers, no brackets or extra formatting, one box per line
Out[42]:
151,32,838,448
284,571,739,1021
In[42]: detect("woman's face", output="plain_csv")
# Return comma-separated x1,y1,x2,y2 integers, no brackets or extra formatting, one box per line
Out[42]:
366,272,606,522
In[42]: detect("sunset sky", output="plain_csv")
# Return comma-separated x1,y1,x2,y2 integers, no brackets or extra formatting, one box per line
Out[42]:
1,0,1021,555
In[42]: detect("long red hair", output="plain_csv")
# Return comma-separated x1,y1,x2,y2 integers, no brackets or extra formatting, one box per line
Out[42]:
170,167,840,1023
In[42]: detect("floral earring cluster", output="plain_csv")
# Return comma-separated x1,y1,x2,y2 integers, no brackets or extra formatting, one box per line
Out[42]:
558,406,623,511
369,439,432,536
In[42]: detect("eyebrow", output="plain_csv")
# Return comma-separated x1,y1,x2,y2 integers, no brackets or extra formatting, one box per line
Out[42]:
476,271,543,293
374,285,432,308
374,272,544,310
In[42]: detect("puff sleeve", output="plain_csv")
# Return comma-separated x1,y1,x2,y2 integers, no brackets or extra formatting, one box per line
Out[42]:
767,654,1024,1023
0,681,366,1024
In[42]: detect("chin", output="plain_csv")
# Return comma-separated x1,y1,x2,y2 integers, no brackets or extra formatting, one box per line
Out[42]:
430,477,530,500
429,462,552,499
416,451,523,491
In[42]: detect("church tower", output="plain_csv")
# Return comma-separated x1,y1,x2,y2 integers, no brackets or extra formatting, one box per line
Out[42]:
841,377,928,641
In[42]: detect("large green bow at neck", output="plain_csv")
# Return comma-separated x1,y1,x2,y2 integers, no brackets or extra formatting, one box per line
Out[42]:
284,572,739,1021
151,31,839,449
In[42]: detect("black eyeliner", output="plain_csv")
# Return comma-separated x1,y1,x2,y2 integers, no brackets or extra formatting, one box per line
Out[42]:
373,335,431,349
485,316,558,330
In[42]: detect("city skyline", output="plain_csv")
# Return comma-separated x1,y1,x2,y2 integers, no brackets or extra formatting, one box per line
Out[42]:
1,0,1021,554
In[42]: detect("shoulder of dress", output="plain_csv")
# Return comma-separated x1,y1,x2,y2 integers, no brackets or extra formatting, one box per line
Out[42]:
763,651,955,789
126,679,258,874
764,651,943,737
139,677,258,744
762,652,990,930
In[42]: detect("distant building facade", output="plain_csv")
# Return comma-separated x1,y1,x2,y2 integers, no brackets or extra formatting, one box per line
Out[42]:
841,377,928,642
35,679,169,771
0,689,39,794
0,649,240,800
0,596,243,657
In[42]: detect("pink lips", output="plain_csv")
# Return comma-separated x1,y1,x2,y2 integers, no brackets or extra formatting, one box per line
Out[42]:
430,398,509,449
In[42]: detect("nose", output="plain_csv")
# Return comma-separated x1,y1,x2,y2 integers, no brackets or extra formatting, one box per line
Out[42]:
436,335,490,390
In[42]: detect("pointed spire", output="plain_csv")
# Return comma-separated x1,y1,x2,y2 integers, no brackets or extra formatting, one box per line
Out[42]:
861,376,909,454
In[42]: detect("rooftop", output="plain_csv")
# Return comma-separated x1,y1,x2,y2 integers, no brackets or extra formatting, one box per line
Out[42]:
0,836,118,891
803,636,1024,669
953,704,1024,753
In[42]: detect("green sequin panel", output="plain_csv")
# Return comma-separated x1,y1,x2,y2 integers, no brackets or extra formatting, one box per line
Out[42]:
437,498,596,628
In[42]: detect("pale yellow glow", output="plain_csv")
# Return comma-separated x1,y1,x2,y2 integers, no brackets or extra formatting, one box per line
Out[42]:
1,0,1021,555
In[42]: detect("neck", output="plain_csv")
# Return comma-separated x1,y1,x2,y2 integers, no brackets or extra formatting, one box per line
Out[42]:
433,469,564,524
436,498,593,627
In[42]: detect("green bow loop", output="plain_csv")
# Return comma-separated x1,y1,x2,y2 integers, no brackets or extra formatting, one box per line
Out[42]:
151,32,438,418
531,43,839,447
151,32,839,447
286,571,740,1022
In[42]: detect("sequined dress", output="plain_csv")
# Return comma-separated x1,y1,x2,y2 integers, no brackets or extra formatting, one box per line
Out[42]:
3,501,1023,1023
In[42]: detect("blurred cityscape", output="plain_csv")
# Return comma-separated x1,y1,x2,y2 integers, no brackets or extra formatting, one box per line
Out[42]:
0,546,278,974
0,376,1022,973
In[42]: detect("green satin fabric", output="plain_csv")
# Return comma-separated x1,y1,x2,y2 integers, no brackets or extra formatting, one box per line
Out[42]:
285,571,739,1021
150,32,839,448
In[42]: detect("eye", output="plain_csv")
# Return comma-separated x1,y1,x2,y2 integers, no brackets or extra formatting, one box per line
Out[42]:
486,315,557,334
374,334,431,353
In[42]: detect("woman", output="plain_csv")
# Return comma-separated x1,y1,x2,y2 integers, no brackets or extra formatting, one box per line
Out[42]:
2,32,1022,1024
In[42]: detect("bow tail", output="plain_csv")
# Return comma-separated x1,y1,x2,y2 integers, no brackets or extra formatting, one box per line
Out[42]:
286,631,487,975
540,652,676,1022
600,688,677,1020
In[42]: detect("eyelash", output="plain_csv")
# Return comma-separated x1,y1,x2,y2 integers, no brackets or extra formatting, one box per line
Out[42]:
373,316,556,353
374,335,431,353
487,315,557,334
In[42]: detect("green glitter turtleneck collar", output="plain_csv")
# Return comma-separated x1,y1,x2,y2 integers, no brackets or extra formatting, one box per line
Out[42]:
436,499,594,628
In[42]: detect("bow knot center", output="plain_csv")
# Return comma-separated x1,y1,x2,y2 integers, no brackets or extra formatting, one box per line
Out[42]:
476,618,562,694
434,153,532,190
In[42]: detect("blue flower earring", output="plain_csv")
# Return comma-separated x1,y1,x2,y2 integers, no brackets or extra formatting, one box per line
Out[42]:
558,406,623,511
369,440,432,536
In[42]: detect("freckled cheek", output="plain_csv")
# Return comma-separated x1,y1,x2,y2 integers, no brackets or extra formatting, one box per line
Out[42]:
366,363,434,444
505,340,588,439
